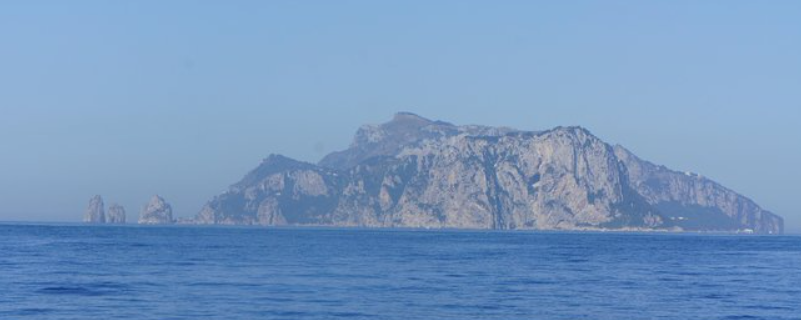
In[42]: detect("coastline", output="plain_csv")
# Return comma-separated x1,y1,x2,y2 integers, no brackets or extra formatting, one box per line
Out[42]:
0,220,790,236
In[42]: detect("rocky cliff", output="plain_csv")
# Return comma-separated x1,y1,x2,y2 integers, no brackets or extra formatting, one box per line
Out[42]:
107,204,127,224
139,195,174,225
194,113,783,234
83,195,106,223
613,146,783,234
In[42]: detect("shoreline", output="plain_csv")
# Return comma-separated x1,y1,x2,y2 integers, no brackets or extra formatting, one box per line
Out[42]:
0,220,789,236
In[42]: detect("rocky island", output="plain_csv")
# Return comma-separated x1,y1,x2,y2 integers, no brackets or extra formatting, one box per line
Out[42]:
83,195,127,224
83,195,106,224
138,195,174,225
107,204,127,224
191,113,783,234
82,195,174,225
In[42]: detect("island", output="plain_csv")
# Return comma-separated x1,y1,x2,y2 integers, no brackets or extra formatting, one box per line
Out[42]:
189,113,783,234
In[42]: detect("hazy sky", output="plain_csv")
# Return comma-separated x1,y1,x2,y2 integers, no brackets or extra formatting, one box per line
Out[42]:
1,1,799,231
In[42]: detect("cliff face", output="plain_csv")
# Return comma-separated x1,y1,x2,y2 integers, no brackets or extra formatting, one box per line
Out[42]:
83,195,106,224
195,113,783,234
613,146,783,234
139,195,174,225
107,204,127,224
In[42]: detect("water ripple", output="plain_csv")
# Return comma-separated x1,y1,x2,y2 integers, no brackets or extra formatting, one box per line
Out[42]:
1,225,799,320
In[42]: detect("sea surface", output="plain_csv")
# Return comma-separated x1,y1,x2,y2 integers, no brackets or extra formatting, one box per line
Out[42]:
1,224,799,320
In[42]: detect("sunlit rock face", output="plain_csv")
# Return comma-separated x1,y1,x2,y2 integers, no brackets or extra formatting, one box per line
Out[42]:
139,195,174,225
107,204,126,224
195,113,783,234
83,195,106,224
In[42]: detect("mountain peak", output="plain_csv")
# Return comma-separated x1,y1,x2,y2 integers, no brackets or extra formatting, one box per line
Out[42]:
148,195,167,206
260,154,314,169
263,153,294,163
319,112,459,169
391,111,430,122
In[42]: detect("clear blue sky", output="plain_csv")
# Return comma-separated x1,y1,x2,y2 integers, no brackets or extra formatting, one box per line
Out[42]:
1,1,799,231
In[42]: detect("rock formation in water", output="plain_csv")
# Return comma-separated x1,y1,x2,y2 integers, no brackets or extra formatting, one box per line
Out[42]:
107,203,127,224
138,195,174,225
194,112,783,234
83,195,106,223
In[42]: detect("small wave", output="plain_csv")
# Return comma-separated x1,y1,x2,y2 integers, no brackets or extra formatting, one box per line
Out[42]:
656,277,681,282
37,286,103,296
701,293,731,300
128,243,153,248
14,308,54,315
444,273,467,278
325,311,373,317
186,281,263,288
36,282,132,296
742,305,794,311
254,310,311,317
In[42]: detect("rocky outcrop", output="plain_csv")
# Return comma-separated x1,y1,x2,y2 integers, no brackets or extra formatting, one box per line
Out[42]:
613,146,783,234
107,204,127,224
83,195,105,223
138,195,174,225
194,113,783,234
195,155,342,225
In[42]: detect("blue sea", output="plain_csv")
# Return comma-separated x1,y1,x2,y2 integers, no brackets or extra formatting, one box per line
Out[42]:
1,224,799,320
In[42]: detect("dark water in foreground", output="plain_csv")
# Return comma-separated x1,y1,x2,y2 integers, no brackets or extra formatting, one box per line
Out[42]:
1,224,799,320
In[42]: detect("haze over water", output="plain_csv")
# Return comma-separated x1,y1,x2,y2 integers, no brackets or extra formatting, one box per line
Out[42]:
1,1,800,231
2,224,799,320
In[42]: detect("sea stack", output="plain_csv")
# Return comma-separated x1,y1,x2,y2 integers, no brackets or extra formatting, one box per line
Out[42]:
138,195,174,225
107,204,127,224
83,195,106,223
